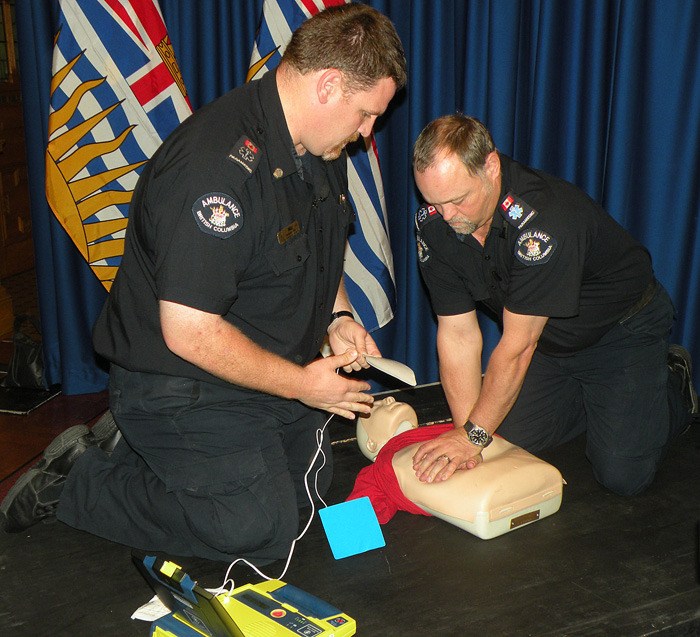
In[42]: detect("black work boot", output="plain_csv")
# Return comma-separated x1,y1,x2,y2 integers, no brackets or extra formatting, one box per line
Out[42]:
86,410,122,454
668,344,699,416
1,425,91,533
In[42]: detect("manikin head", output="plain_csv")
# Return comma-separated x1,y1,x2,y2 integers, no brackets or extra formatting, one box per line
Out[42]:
356,397,418,461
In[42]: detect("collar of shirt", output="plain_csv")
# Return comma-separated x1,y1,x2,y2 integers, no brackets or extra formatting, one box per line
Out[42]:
489,211,508,240
258,69,300,181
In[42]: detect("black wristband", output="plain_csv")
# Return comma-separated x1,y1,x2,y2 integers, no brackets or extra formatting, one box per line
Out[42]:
330,310,355,322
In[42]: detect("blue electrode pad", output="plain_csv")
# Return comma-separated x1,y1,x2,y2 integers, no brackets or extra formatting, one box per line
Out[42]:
318,497,385,559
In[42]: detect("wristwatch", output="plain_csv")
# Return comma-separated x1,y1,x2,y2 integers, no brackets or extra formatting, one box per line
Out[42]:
463,420,493,448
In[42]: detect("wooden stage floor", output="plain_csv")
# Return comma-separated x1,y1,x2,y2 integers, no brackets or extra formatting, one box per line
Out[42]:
1,383,699,636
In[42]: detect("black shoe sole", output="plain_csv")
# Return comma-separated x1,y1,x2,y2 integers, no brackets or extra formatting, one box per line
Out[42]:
0,420,123,533
34,425,91,472
0,467,65,532
1,425,91,532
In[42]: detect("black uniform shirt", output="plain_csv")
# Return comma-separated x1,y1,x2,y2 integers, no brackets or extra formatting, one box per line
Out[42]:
93,69,353,384
416,154,653,355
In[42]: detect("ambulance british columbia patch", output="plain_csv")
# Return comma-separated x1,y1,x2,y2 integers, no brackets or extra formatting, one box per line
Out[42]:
192,192,243,239
416,234,430,262
515,228,557,266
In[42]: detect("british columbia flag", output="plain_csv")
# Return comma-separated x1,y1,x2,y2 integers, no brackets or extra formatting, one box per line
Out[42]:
249,0,397,332
45,0,191,291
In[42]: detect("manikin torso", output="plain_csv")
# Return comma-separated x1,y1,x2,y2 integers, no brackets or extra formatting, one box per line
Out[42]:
356,397,563,537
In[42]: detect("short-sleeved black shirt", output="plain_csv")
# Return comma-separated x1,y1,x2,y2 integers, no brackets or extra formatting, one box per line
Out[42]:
416,154,653,355
93,70,353,384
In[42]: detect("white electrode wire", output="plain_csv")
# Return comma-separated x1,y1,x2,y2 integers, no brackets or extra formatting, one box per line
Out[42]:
312,423,329,509
214,411,336,596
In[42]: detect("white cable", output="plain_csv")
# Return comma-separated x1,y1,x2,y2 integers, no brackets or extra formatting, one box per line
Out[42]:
214,411,336,595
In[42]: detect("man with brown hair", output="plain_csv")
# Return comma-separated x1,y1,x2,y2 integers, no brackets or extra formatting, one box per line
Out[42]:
411,113,696,497
2,3,406,563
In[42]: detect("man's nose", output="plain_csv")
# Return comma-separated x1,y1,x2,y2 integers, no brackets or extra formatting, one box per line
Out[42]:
358,116,377,138
441,204,457,220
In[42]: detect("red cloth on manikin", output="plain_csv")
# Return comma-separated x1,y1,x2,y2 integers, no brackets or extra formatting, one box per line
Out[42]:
346,423,454,523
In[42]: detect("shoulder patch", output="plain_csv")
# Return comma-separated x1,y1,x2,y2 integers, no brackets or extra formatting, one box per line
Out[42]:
514,228,557,266
416,234,430,263
192,192,243,239
227,135,262,174
499,192,538,230
415,204,440,229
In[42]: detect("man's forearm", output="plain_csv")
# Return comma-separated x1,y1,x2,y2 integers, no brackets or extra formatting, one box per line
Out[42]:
466,341,536,433
439,351,481,427
161,300,374,419
437,321,482,426
332,276,353,314
160,301,305,399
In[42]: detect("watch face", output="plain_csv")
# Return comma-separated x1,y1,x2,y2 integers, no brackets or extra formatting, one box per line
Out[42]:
466,423,490,447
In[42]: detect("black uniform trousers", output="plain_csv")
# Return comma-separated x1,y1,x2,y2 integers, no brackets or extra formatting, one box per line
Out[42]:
57,365,332,563
498,282,691,496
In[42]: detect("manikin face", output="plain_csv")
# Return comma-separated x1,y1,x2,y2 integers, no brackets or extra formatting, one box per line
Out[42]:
414,151,500,238
306,76,397,161
356,396,418,461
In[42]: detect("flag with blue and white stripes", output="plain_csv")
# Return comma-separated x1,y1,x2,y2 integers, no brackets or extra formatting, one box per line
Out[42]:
249,0,397,332
45,0,192,291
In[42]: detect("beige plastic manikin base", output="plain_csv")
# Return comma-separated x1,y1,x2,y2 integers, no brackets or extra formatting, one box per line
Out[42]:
392,436,564,539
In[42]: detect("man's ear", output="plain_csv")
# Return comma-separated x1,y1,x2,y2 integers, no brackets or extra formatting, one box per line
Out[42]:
484,150,501,181
316,68,343,105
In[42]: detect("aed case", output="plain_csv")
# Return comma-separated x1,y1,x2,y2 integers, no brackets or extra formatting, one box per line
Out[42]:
133,554,356,637
393,436,564,540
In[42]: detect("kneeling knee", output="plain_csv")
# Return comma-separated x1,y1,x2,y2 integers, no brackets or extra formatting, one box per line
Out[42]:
178,489,299,557
590,457,656,497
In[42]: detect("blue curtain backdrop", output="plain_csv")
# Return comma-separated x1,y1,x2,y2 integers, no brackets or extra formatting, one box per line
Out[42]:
15,0,700,395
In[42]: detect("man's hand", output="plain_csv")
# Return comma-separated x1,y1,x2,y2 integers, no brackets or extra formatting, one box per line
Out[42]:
298,349,374,419
327,316,381,372
412,427,484,483
160,301,372,418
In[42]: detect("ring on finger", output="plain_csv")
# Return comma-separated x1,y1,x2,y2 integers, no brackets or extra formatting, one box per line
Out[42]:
439,454,450,463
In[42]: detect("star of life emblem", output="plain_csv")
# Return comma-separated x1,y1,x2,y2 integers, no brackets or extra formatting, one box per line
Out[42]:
415,204,439,229
500,192,538,230
239,146,255,163
228,135,262,174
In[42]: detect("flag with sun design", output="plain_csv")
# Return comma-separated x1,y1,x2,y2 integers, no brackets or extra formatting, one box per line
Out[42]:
249,0,397,332
45,0,192,292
